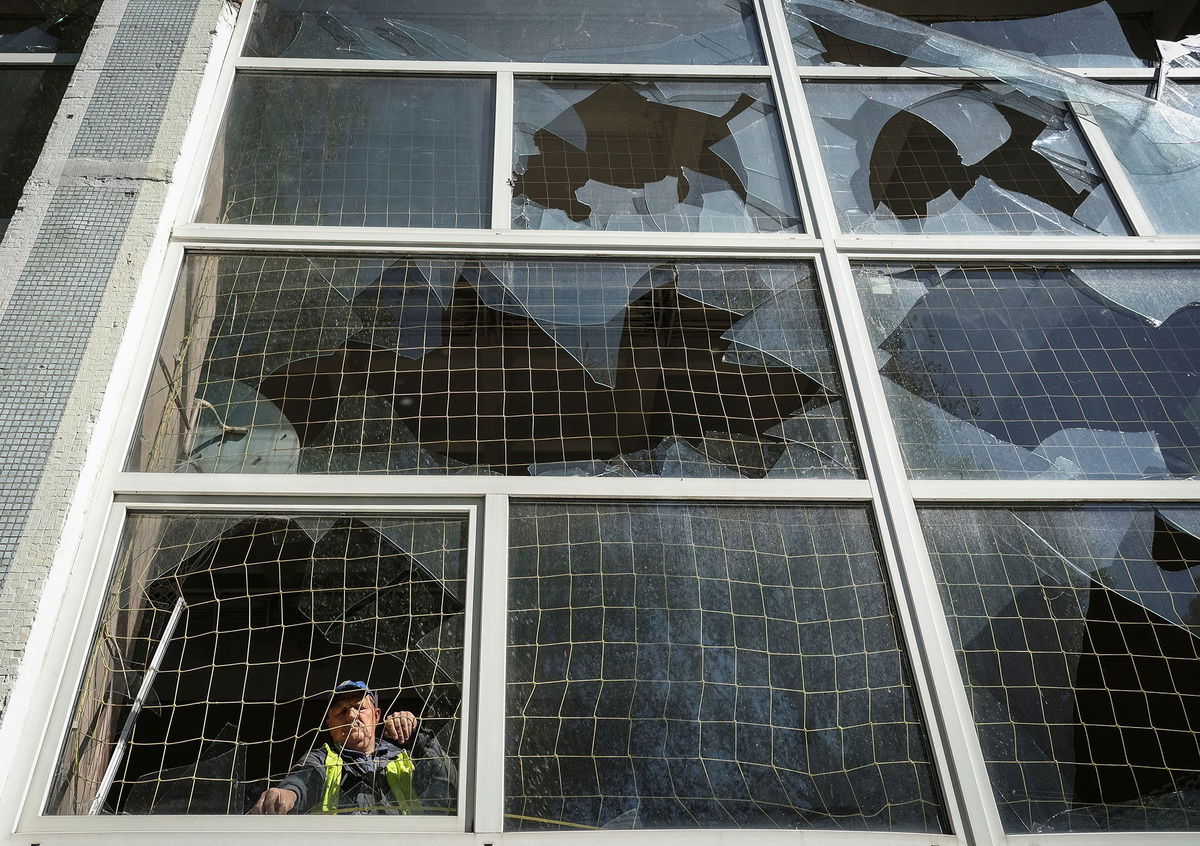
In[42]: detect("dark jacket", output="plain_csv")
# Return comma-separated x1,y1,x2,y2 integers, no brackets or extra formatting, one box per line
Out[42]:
276,730,457,815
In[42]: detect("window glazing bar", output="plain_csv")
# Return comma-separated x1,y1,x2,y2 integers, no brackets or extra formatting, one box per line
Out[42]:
473,494,508,833
491,71,514,230
234,57,773,77
1071,103,1158,236
758,0,1003,841
794,66,1161,80
910,480,1200,503
170,223,823,255
835,236,1200,260
0,53,78,65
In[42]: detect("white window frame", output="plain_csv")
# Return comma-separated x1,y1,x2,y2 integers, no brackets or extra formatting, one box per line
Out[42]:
3,0,1200,844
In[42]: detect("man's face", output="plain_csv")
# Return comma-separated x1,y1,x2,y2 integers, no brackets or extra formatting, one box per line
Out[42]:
325,692,380,752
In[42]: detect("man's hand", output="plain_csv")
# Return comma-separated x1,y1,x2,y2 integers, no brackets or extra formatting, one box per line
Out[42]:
382,710,418,744
249,787,298,815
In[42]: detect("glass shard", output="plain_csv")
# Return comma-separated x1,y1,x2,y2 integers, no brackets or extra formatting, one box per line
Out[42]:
512,80,802,233
805,81,1129,236
855,262,1200,480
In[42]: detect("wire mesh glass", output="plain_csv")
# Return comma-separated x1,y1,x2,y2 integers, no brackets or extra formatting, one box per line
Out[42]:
854,262,1200,480
196,74,493,228
243,0,765,65
921,505,1200,833
50,511,467,815
512,79,803,233
505,501,946,832
129,254,858,479
804,81,1129,236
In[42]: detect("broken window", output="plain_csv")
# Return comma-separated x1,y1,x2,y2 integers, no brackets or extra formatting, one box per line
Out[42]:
0,0,99,52
921,505,1200,833
243,0,765,65
805,82,1129,235
512,80,802,233
786,1,1200,68
50,512,467,815
0,67,70,238
197,74,493,228
854,262,1200,480
129,254,856,479
507,502,947,832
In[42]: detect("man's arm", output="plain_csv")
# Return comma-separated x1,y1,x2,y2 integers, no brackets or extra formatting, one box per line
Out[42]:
249,748,326,815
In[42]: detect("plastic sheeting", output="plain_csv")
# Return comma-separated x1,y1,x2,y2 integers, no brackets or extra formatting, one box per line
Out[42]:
512,80,802,233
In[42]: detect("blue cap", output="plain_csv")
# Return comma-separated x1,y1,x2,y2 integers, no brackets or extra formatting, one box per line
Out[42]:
332,679,378,704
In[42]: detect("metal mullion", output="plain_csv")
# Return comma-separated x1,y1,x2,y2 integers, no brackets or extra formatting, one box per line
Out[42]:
0,52,78,65
910,480,1200,503
835,236,1200,260
473,494,508,833
758,1,1004,841
170,0,259,229
235,56,772,77
170,222,822,255
113,473,873,501
1071,101,1157,235
793,65,1158,81
491,71,514,229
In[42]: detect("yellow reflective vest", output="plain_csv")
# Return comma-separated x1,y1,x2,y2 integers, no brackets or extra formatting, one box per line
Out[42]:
313,743,420,815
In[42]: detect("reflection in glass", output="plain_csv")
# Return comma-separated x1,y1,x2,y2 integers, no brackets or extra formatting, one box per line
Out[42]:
197,74,493,228
0,68,71,238
786,0,1192,67
922,506,1200,833
50,513,467,815
854,262,1200,480
244,0,764,64
506,502,946,832
512,80,802,233
805,82,1129,236
0,0,98,53
130,255,857,478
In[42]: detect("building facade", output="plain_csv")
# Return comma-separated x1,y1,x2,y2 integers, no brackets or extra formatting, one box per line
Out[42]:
0,0,1198,844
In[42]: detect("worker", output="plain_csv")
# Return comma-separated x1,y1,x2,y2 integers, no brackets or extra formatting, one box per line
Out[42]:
250,679,456,815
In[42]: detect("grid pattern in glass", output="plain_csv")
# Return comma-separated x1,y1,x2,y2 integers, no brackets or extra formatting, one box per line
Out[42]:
921,505,1200,833
505,502,946,833
50,512,467,815
853,262,1200,480
197,74,493,228
130,254,858,479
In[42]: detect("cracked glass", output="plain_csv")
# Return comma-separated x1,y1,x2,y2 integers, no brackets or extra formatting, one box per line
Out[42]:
0,0,99,53
922,505,1200,833
805,81,1130,236
50,512,467,815
507,502,946,832
512,79,803,233
854,262,1200,480
0,67,70,239
197,74,493,228
786,0,1199,68
243,0,765,65
128,254,857,479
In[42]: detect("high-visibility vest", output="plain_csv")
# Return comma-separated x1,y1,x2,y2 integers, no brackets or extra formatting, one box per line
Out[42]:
313,744,420,815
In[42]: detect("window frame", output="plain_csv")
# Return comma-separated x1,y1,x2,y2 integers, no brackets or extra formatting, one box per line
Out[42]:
5,0,1200,843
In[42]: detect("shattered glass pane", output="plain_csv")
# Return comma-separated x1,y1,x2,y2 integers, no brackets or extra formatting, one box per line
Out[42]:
785,1,1200,234
0,68,71,239
806,81,1129,236
197,74,492,228
130,255,858,479
49,512,467,815
854,262,1200,480
0,0,98,53
921,505,1200,833
244,0,764,64
786,0,1193,67
507,502,946,832
512,80,802,233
